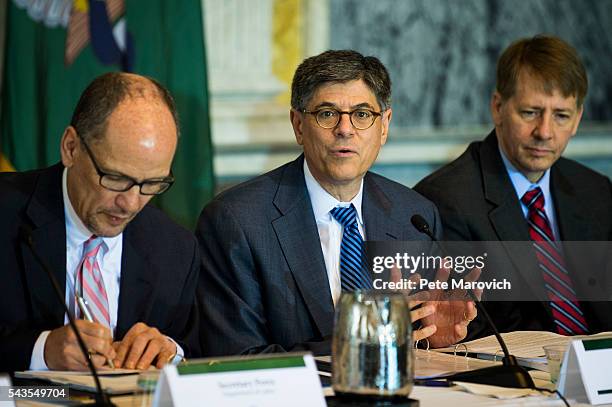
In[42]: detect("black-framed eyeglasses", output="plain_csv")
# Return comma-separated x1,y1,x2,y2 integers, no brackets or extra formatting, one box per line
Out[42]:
79,136,174,195
301,108,383,130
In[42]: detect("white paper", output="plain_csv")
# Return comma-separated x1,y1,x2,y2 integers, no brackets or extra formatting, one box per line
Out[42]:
14,370,140,394
435,330,612,362
414,349,499,379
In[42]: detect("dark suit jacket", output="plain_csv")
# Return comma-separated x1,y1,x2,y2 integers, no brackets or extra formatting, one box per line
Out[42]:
415,131,612,338
0,164,200,372
196,155,441,356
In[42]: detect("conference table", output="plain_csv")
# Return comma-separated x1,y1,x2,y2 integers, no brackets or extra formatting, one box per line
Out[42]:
12,368,598,406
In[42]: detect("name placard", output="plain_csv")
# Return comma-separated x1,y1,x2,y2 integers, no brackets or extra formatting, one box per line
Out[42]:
0,374,16,407
557,336,612,405
153,353,326,407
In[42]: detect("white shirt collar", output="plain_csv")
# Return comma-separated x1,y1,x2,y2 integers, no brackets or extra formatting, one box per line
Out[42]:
62,167,122,252
303,159,364,224
498,144,552,199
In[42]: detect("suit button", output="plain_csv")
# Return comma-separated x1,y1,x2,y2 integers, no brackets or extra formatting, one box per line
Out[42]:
588,278,597,286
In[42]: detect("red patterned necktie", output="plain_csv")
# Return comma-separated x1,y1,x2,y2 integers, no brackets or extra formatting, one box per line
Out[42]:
521,187,588,335
76,235,111,328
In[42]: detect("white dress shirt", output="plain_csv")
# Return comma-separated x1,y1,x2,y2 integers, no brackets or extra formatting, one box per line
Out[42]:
303,160,365,306
29,168,181,369
499,145,561,240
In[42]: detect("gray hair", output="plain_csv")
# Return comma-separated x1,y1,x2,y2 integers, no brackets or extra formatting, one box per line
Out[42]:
291,50,391,111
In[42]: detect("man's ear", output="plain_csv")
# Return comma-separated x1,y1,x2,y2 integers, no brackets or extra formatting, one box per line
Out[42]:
380,108,392,146
290,109,305,146
490,92,504,126
570,104,584,137
60,126,79,168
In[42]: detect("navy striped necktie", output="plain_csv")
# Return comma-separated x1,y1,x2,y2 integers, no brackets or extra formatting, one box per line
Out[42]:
521,187,588,335
330,204,372,291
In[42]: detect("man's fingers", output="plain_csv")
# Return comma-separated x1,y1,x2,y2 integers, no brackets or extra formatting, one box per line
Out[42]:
413,325,437,342
390,265,402,284
135,340,163,370
123,333,152,369
114,323,148,367
74,320,115,361
407,298,425,309
445,267,482,300
120,322,148,346
45,322,114,370
118,324,168,370
82,333,115,359
406,290,430,305
464,267,482,283
64,346,90,371
76,320,113,339
454,322,468,340
407,272,421,289
410,305,435,324
466,301,477,321
90,354,109,369
155,347,176,369
434,266,451,282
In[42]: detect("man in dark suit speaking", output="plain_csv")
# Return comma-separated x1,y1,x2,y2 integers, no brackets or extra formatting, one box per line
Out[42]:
415,35,612,338
197,50,477,356
0,73,199,372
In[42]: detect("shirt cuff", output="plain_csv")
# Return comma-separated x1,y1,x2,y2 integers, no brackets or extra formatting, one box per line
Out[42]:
166,336,184,365
29,331,51,370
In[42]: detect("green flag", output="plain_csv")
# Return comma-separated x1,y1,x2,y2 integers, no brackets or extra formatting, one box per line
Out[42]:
1,0,214,229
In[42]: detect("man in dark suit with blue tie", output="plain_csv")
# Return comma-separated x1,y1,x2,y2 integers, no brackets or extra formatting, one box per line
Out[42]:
0,73,199,372
197,50,477,356
415,35,612,339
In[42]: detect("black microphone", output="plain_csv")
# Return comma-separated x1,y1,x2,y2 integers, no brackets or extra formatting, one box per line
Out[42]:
410,215,535,389
20,225,116,406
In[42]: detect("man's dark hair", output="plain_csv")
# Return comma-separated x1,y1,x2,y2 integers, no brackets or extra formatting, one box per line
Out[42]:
70,72,179,143
496,35,588,107
291,50,391,111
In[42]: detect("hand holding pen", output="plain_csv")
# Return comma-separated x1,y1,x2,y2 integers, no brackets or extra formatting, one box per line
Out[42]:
76,295,115,369
44,313,116,371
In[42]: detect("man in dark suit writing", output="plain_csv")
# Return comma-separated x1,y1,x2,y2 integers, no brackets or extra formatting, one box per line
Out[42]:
197,50,477,356
0,73,199,371
415,35,612,338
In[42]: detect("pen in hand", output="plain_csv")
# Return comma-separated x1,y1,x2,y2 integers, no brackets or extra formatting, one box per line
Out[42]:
76,296,115,369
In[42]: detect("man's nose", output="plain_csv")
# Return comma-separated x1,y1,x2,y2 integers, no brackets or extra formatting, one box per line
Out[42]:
535,113,553,139
116,185,142,213
334,112,355,137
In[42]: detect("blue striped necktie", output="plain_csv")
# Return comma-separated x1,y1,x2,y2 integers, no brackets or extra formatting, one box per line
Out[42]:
330,204,372,291
522,187,588,335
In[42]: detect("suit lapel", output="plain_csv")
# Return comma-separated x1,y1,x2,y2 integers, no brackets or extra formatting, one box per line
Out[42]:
362,174,400,241
116,222,160,338
480,133,545,293
271,157,334,337
551,166,596,241
22,164,68,327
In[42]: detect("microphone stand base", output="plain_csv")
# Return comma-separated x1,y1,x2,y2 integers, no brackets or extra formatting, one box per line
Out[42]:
92,393,117,406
